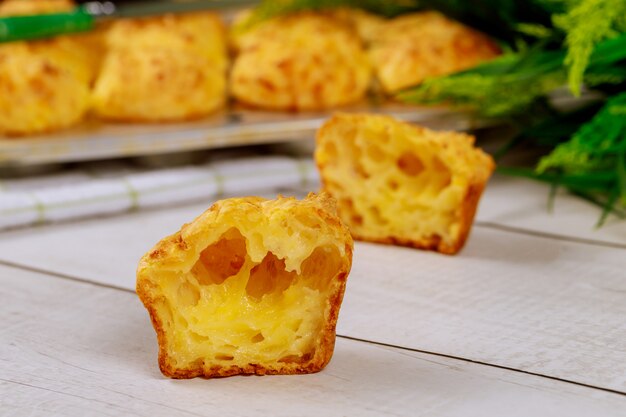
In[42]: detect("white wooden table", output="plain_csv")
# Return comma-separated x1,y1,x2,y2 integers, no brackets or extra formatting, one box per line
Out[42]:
1,174,625,416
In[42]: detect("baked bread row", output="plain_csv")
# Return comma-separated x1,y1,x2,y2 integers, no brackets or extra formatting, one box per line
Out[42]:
0,0,500,135
0,0,227,135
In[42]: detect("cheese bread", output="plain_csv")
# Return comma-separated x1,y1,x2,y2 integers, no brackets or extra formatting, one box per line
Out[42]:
315,113,494,254
137,193,353,378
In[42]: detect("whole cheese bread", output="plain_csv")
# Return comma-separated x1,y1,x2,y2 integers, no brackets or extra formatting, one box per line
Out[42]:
0,0,95,136
369,11,501,93
92,13,227,122
0,0,104,83
137,193,353,378
323,7,386,45
315,113,495,254
0,0,74,15
230,12,371,111
0,43,90,136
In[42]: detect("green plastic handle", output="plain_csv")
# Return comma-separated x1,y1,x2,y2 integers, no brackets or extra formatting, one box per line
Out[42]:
0,8,95,43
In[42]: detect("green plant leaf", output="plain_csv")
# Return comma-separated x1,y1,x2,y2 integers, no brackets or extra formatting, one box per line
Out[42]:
552,0,626,96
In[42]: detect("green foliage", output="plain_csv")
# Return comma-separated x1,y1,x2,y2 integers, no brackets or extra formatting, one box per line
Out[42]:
495,94,626,225
552,0,626,96
397,51,567,117
515,23,553,39
537,93,626,212
399,32,626,118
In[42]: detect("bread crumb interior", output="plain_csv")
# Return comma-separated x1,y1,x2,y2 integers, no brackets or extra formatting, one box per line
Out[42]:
155,227,341,369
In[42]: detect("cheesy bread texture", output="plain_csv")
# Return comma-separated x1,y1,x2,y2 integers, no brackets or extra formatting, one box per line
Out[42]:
92,12,227,121
315,113,494,254
0,0,96,136
230,12,371,111
369,11,501,93
137,193,353,378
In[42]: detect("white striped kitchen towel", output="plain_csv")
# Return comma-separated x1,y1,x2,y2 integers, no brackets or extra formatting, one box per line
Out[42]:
0,156,319,230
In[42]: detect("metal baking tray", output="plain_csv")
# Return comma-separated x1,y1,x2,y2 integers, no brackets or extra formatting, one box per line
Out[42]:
0,102,498,169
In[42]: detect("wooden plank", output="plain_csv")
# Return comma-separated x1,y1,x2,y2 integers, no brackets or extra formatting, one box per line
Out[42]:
1,265,625,417
477,175,626,246
340,236,626,393
0,186,624,391
0,201,209,290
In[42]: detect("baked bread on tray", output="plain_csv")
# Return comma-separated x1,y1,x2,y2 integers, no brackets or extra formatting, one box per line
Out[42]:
1,0,107,85
92,12,227,122
0,0,74,15
324,7,386,45
315,113,495,255
0,42,90,136
230,12,371,111
0,0,96,136
137,193,353,378
369,11,501,93
0,5,500,137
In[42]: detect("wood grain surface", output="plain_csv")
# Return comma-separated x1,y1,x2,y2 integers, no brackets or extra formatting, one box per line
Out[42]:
1,266,624,417
1,175,625,416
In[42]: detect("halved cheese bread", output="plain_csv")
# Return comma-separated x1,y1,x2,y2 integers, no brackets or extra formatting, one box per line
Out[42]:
137,193,353,378
315,113,495,254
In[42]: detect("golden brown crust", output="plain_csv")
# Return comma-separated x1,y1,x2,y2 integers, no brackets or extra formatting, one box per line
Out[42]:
0,0,104,136
0,0,74,15
136,193,352,378
315,113,494,255
323,7,386,45
369,11,501,93
230,12,371,111
92,13,227,122
0,42,90,136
